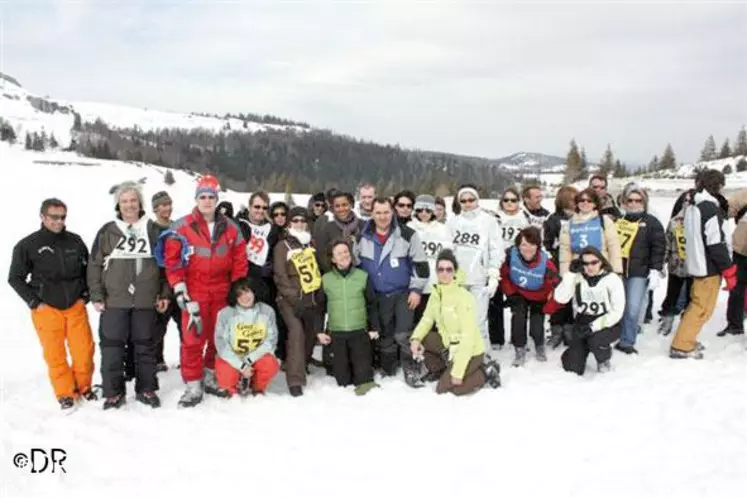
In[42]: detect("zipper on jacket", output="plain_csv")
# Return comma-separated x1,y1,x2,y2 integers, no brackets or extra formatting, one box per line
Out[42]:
342,274,349,330
56,240,71,307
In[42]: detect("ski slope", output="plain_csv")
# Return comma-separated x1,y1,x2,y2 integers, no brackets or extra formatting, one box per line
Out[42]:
1,146,746,498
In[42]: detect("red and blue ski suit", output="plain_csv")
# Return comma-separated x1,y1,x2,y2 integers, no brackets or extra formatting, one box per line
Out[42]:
163,209,248,382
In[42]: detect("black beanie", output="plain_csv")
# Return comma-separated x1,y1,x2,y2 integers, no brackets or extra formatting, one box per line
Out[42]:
289,206,309,221
436,249,459,271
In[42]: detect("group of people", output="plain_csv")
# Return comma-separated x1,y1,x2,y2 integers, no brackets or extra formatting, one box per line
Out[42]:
8,169,741,412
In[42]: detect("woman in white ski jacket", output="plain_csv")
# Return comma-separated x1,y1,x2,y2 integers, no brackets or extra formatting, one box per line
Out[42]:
446,186,503,352
544,246,625,375
408,195,453,325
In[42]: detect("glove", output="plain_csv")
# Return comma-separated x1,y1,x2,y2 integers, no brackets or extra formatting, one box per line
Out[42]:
185,300,202,336
542,299,563,315
173,282,190,311
573,322,593,339
648,270,661,291
569,259,582,274
722,265,737,292
487,277,499,298
503,294,522,310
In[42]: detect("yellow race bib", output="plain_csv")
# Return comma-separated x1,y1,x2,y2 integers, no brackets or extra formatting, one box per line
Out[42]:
674,223,686,260
615,219,640,259
232,323,267,355
290,248,322,294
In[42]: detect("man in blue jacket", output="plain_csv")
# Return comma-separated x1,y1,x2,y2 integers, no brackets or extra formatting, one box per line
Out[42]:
355,197,429,377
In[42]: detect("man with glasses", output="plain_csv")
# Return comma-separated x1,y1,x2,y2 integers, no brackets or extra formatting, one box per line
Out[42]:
162,176,248,407
589,175,622,220
447,185,503,353
355,197,429,378
393,190,416,227
8,198,96,411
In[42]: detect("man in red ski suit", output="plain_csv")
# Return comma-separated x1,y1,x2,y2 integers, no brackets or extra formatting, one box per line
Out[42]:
163,176,248,407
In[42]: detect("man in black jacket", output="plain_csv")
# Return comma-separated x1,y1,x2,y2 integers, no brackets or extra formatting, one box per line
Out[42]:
590,175,622,220
7,198,96,411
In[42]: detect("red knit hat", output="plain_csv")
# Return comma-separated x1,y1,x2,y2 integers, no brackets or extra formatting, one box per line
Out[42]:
196,175,219,198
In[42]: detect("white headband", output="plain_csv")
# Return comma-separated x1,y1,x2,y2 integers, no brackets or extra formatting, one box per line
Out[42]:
458,187,479,201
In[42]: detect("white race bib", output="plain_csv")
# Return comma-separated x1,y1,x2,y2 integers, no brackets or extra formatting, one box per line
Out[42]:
245,222,272,267
109,219,152,260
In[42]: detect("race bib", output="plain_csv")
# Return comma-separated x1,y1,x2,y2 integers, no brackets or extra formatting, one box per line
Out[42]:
110,219,152,259
421,240,444,259
577,286,610,316
615,219,640,259
569,218,603,254
501,225,520,243
674,224,686,260
453,230,481,248
232,323,267,355
246,223,272,267
290,248,322,294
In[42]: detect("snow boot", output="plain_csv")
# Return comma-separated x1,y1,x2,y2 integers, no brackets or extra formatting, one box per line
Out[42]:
716,327,744,337
289,386,303,397
597,361,611,373
354,381,379,396
614,343,638,355
547,325,564,349
80,388,98,402
178,381,204,408
658,315,676,336
511,347,526,367
404,359,427,388
482,359,501,388
669,347,704,360
136,391,161,408
103,393,126,410
203,368,221,396
58,396,76,413
535,344,547,362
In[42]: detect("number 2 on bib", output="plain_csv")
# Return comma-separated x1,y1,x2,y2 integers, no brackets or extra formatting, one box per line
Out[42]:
453,230,480,247
115,236,148,254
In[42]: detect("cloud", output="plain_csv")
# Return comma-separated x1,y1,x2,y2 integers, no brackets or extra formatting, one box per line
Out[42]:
2,0,745,164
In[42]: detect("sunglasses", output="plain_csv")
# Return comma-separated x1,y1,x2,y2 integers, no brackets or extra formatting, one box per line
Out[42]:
436,267,455,273
582,259,601,266
415,208,432,214
460,198,476,204
397,203,413,209
627,198,644,204
291,217,306,223
46,214,66,221
591,185,606,190
314,202,326,208
578,198,593,204
252,205,268,211
273,211,287,218
502,198,518,204
198,195,216,201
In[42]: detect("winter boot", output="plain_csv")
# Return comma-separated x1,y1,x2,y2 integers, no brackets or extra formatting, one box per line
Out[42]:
178,381,204,408
614,343,638,355
547,325,564,349
511,347,527,367
80,388,98,402
658,315,676,336
404,359,427,388
716,327,744,337
203,368,221,396
354,381,379,396
58,396,76,413
482,359,501,388
136,391,161,408
597,361,611,373
289,386,303,397
669,347,704,360
103,393,126,410
156,363,168,373
535,344,547,362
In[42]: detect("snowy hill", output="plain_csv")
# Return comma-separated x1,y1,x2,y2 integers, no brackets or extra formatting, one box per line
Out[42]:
2,143,746,497
495,151,567,171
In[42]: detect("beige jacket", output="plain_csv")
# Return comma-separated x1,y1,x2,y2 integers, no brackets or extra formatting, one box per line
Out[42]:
728,188,747,257
559,211,623,275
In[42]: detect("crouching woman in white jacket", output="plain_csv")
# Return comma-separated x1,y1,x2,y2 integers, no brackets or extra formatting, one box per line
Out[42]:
543,247,626,375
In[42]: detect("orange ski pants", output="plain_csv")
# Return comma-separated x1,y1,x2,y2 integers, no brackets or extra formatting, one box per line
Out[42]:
31,300,95,399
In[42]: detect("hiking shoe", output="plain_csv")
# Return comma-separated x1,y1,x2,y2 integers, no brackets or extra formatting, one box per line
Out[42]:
103,394,126,410
136,391,161,408
482,359,502,388
669,347,704,360
177,381,203,408
716,327,744,337
354,381,379,396
511,347,526,367
80,389,98,401
289,386,303,397
59,397,76,411
614,343,638,355
535,344,547,362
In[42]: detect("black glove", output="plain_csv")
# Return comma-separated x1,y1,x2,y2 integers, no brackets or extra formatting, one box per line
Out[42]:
573,322,593,339
569,259,583,274
503,294,522,309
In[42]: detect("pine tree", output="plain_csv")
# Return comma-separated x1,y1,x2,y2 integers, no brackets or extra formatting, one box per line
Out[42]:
647,155,659,173
613,159,627,178
0,119,16,143
735,126,747,157
737,158,747,172
32,132,45,151
24,132,32,150
598,144,614,178
700,135,717,162
563,140,582,184
660,144,676,170
73,112,82,132
579,146,588,180
719,139,732,159
49,133,59,149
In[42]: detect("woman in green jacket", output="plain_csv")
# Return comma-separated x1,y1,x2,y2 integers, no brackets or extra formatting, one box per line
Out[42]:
409,249,501,395
319,240,379,395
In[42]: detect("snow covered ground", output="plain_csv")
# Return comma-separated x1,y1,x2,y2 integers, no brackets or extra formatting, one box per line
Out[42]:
1,146,746,498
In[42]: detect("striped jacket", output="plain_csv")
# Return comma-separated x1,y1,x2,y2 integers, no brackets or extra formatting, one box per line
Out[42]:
684,190,732,277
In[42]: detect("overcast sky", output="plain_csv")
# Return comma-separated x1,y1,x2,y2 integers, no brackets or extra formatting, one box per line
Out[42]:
3,1,746,164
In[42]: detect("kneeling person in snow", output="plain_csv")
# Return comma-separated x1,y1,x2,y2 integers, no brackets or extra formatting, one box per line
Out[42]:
500,226,560,366
409,250,500,395
545,247,625,375
214,278,280,397
319,240,380,396
88,182,171,409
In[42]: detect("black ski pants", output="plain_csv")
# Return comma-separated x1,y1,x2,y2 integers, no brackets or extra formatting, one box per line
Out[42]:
726,252,747,332
100,308,158,397
331,330,374,387
562,324,620,376
660,274,692,316
488,287,505,346
510,297,545,348
376,291,414,375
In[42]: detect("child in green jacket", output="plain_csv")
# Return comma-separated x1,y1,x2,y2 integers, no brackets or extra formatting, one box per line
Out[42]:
318,240,380,396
